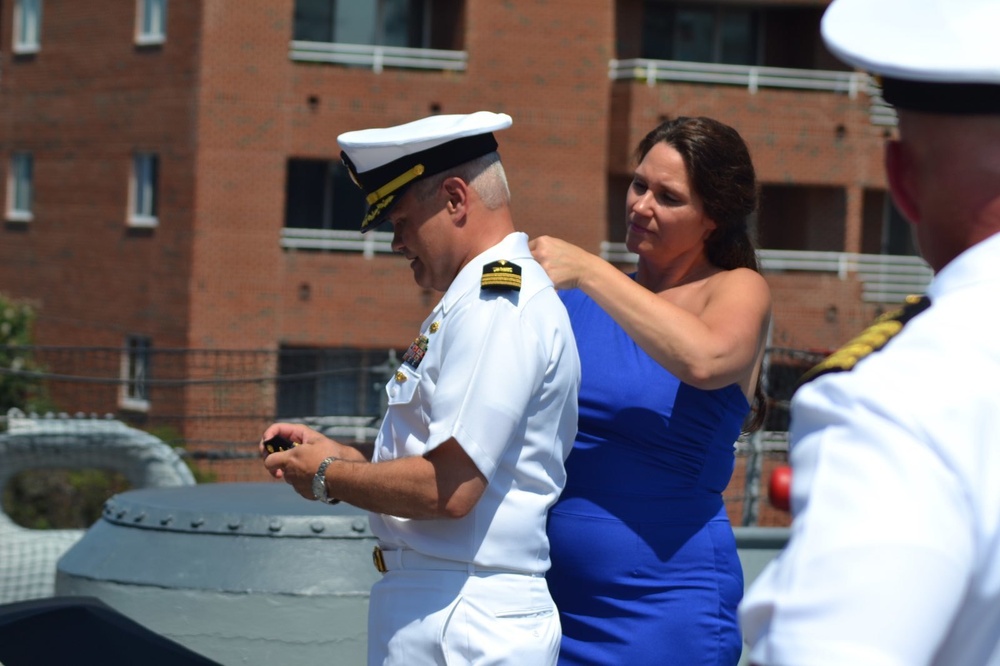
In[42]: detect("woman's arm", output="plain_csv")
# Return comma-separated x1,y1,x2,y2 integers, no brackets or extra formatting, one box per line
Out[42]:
530,235,771,391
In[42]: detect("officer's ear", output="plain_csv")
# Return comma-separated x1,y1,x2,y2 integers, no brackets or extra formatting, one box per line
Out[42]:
441,176,470,223
885,138,920,225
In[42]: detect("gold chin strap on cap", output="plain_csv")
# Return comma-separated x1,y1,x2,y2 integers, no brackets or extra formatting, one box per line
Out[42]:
366,164,426,205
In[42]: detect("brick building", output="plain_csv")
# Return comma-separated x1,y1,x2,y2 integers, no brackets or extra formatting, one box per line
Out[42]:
0,0,929,477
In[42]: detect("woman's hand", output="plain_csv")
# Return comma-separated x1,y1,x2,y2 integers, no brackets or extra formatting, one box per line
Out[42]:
529,235,596,290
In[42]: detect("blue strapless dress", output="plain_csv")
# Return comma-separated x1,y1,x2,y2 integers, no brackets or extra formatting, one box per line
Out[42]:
548,287,747,666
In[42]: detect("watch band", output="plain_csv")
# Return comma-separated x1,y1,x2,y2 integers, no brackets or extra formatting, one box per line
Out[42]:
312,456,341,505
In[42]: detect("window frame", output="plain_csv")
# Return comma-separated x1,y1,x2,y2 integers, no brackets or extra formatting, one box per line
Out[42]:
13,0,42,54
294,0,431,48
276,346,396,419
6,152,35,223
128,152,159,228
284,157,366,233
120,335,152,412
642,2,761,66
135,0,168,46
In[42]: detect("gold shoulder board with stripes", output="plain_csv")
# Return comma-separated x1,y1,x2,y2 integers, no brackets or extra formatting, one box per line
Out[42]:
481,260,522,292
797,294,931,388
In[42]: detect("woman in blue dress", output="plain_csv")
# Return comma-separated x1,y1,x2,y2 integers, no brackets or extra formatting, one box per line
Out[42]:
530,116,772,665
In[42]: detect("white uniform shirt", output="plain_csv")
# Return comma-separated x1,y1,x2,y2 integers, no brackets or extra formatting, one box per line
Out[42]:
369,232,580,574
741,231,1000,666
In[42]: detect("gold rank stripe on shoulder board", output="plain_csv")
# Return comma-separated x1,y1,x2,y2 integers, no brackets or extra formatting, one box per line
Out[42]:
797,294,932,388
481,260,522,292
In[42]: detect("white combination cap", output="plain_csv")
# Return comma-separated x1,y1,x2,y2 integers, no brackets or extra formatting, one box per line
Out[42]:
821,0,1000,114
338,111,513,232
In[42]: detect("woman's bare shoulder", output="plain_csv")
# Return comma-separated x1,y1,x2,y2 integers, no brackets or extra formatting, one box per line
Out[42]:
710,266,770,290
703,267,772,311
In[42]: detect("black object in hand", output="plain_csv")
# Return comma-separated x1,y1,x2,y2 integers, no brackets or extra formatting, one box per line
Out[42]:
263,434,296,455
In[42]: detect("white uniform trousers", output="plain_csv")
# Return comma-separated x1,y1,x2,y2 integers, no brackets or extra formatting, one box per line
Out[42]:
367,568,559,666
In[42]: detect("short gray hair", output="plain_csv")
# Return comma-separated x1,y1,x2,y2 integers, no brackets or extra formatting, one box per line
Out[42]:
410,152,510,210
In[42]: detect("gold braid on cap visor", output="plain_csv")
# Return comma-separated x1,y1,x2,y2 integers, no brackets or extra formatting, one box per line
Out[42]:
366,164,427,205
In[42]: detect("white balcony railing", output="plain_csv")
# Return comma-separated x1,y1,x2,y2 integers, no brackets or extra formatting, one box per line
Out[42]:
280,229,931,305
280,228,394,258
602,242,932,304
609,58,897,127
289,41,467,73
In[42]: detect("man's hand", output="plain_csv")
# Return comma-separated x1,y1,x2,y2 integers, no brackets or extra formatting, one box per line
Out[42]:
259,423,346,501
259,425,488,518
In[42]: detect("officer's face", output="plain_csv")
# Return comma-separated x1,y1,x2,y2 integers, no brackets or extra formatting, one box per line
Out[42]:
624,142,716,263
389,188,457,292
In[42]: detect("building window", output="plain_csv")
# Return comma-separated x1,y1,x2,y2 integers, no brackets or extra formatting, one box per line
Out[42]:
13,0,42,54
136,0,167,45
757,185,845,252
285,158,366,232
861,189,918,257
276,347,396,419
294,0,432,48
129,153,159,227
6,153,34,222
120,336,152,411
642,2,759,65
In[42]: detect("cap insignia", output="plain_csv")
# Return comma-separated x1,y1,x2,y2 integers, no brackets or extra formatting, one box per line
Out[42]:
362,194,396,231
481,260,522,292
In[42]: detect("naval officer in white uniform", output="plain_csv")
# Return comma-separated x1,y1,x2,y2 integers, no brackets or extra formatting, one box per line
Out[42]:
739,1,1000,665
261,111,580,666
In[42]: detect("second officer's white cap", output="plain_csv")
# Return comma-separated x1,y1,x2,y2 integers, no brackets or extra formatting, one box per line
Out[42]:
821,0,1000,114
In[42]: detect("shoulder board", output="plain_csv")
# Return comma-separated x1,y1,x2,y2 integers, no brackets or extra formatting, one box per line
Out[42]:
797,294,931,388
481,260,522,292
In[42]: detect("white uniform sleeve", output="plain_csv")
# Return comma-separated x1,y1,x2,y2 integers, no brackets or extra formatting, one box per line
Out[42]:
423,294,545,481
740,376,974,666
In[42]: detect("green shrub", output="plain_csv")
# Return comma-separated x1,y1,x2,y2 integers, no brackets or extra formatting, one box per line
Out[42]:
2,468,131,530
0,293,46,413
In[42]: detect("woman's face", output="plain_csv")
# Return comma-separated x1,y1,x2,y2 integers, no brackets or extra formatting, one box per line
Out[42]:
624,141,717,261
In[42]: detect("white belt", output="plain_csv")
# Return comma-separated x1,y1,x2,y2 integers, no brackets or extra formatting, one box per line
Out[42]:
372,546,540,576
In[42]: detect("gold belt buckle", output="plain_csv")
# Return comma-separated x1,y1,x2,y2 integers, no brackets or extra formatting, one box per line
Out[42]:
372,546,387,573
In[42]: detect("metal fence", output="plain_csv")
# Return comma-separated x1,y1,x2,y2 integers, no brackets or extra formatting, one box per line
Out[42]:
1,344,815,527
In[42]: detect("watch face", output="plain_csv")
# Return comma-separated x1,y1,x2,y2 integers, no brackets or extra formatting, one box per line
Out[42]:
313,456,340,504
312,471,326,502
313,457,337,503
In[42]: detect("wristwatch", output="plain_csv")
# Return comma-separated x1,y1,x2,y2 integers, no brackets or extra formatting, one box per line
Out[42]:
312,456,341,505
